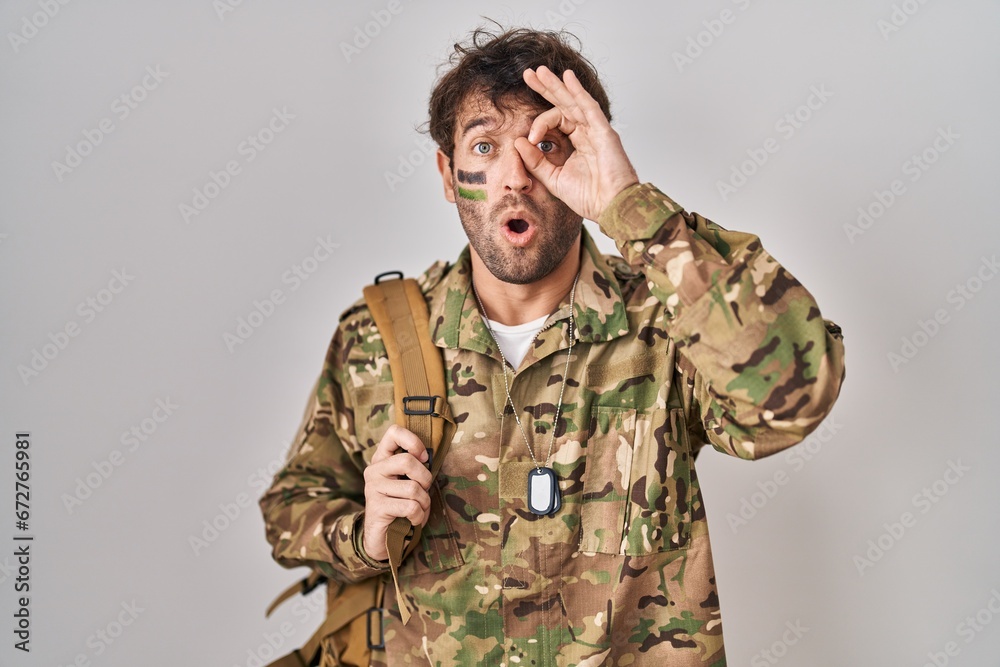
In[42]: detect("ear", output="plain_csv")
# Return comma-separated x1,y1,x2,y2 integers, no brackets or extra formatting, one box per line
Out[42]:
436,148,456,204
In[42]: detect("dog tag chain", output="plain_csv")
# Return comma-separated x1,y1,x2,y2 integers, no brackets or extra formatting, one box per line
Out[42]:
472,270,579,516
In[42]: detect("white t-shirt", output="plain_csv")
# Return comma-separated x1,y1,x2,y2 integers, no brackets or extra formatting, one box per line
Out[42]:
488,313,548,369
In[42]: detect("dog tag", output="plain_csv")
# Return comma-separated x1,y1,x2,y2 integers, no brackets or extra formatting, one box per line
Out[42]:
527,467,560,515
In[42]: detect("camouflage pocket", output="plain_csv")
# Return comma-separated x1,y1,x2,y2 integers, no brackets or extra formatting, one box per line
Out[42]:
579,406,693,555
579,406,635,554
621,407,693,554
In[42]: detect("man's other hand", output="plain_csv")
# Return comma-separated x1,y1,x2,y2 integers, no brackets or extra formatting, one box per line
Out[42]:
362,424,433,562
515,65,639,222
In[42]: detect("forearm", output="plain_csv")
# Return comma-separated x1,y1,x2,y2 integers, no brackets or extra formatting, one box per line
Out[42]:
597,182,760,320
598,182,846,458
259,337,390,583
259,476,388,583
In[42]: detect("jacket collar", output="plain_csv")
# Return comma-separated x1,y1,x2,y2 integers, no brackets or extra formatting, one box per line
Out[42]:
428,226,629,366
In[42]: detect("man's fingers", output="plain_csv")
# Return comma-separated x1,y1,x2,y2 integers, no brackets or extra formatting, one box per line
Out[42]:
376,479,431,512
527,66,588,127
368,497,428,531
522,66,551,103
370,423,428,465
366,451,433,489
527,107,572,144
524,66,575,115
362,479,431,560
514,137,559,191
525,66,609,137
362,426,436,561
383,497,428,527
376,494,429,526
562,68,611,129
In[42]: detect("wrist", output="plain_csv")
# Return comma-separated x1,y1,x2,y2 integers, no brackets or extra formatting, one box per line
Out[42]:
354,514,389,568
596,181,646,227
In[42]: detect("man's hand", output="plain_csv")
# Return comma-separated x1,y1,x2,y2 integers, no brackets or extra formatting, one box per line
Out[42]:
362,424,432,562
515,65,640,222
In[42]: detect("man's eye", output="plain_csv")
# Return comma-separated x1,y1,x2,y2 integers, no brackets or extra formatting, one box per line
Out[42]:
537,140,555,153
474,142,491,155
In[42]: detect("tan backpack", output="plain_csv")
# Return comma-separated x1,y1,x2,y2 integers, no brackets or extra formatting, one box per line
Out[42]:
264,272,451,666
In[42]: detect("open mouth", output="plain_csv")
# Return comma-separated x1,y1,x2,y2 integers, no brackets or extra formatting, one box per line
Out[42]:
500,213,536,247
507,219,529,234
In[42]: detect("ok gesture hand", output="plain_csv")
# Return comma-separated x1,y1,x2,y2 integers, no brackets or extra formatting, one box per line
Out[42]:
514,65,640,221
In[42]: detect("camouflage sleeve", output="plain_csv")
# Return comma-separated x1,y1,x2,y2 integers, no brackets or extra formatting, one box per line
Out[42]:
596,182,846,460
258,326,390,584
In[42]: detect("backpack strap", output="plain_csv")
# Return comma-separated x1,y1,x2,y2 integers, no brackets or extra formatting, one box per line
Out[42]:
265,569,325,618
264,272,450,667
267,577,382,667
362,272,450,625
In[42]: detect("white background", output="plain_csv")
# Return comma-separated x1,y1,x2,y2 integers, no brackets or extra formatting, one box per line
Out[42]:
2,1,999,665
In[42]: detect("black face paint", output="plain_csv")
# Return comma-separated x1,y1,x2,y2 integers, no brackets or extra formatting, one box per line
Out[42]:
457,170,487,185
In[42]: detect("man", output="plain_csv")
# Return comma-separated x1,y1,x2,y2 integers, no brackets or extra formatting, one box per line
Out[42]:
260,25,846,666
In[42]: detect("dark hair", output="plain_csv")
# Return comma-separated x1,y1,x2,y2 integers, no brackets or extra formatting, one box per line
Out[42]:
423,21,612,164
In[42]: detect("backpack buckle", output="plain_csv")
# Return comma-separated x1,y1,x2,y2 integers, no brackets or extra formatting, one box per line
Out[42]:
402,395,439,417
366,606,386,649
373,270,403,284
301,573,326,596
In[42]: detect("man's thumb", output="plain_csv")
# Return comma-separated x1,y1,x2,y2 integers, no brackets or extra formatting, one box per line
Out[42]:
515,137,557,191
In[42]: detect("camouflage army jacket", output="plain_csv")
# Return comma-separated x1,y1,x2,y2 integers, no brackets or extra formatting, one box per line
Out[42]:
259,182,847,666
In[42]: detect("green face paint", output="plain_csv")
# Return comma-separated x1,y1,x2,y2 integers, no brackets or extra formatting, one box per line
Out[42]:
457,186,487,201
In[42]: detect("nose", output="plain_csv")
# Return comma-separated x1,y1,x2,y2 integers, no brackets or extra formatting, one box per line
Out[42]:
501,151,533,193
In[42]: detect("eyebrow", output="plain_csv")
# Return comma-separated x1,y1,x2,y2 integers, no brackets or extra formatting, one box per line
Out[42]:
458,116,494,140
457,114,565,142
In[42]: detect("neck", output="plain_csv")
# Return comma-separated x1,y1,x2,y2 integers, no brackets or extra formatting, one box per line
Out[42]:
470,236,582,326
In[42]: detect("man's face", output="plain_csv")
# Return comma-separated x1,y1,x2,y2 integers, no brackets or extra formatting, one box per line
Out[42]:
436,93,582,285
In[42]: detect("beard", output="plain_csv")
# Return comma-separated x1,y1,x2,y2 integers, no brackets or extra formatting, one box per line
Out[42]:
456,189,582,285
